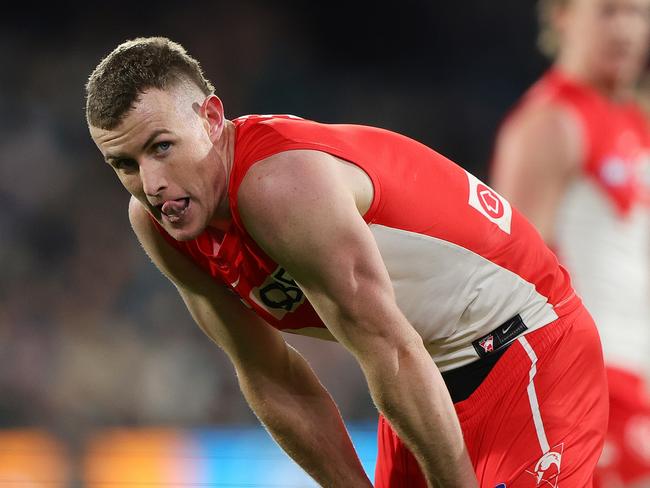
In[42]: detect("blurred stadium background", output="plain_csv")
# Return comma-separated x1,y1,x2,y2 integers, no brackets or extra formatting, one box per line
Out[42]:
0,1,547,485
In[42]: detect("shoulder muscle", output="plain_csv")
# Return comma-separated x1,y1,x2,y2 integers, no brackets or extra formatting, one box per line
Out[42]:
237,150,415,353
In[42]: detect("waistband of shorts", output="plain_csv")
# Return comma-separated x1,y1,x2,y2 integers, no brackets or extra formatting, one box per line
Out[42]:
453,305,584,427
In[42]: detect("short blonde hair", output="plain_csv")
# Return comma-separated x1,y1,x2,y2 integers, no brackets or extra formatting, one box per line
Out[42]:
537,0,571,58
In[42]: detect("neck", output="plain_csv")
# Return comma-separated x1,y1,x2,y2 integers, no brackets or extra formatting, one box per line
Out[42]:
555,54,635,102
208,119,236,232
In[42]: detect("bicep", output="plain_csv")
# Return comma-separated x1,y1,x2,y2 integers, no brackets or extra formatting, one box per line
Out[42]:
491,108,581,242
238,153,420,357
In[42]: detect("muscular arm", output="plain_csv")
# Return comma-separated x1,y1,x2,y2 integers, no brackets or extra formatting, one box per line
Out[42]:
128,198,372,488
238,151,477,488
491,104,582,244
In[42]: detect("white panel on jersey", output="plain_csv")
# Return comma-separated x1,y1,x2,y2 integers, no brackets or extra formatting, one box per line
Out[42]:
556,179,650,374
466,171,513,234
369,224,558,371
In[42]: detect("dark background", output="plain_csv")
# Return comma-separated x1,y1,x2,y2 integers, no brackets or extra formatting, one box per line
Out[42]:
0,0,547,434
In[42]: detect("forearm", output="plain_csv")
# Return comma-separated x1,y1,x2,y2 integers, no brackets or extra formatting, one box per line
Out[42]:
235,346,372,488
360,339,477,488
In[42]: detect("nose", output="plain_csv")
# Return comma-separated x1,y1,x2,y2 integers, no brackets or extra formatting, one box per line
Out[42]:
140,159,169,199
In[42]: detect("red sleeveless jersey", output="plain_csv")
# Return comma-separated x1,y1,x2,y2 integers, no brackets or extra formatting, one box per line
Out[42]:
496,69,650,373
154,114,579,371
510,69,650,213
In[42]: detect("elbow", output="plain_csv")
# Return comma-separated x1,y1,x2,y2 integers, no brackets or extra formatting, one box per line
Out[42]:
366,337,433,414
334,299,427,369
355,327,429,378
326,275,431,375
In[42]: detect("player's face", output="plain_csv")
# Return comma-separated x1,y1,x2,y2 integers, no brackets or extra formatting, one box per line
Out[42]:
560,0,650,85
90,85,228,241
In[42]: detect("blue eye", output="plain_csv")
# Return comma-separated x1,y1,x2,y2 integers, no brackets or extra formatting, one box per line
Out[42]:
155,141,171,152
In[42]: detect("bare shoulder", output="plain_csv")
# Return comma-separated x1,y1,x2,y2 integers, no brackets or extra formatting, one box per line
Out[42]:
127,196,173,271
127,196,200,291
128,196,173,264
236,149,374,278
128,196,156,241
238,150,362,236
498,101,583,170
239,150,342,204
520,102,577,136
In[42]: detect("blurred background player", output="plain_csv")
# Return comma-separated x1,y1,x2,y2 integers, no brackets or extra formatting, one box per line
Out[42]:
491,0,650,485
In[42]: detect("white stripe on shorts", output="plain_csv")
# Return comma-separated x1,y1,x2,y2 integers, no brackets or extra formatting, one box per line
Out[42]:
519,335,550,454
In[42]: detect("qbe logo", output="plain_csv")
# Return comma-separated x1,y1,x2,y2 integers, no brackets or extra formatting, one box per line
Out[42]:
465,171,512,234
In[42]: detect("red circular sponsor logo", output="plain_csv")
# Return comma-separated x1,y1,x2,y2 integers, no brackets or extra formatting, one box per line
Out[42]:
476,184,504,219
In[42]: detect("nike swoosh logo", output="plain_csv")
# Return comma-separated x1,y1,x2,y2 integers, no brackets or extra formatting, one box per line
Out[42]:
501,324,514,334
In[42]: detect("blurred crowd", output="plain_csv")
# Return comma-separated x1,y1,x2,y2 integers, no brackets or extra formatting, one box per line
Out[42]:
0,0,545,440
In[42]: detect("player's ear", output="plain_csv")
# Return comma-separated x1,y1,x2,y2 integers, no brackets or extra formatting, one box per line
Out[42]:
200,95,225,143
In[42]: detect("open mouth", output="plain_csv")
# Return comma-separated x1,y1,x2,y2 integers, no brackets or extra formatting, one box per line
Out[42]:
159,197,190,223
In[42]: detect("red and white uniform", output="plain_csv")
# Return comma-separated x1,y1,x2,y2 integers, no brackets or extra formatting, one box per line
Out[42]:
155,114,608,486
500,69,650,487
518,70,650,374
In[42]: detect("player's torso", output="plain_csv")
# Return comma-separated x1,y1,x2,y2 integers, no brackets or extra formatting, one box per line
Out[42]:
159,114,579,371
525,70,650,373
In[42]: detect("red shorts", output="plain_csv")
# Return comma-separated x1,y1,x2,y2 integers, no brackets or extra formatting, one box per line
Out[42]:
593,367,650,487
375,305,609,487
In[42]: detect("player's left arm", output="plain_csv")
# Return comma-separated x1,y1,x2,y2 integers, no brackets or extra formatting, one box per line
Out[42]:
238,150,477,488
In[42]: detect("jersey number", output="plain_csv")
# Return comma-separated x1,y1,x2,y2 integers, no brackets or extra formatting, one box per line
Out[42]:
250,267,306,319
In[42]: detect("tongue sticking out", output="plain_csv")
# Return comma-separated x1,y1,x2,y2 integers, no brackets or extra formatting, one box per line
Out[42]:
161,198,189,222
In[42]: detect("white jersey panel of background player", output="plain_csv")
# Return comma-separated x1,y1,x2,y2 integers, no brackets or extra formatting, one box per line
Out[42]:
556,177,650,376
